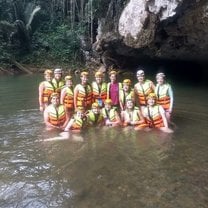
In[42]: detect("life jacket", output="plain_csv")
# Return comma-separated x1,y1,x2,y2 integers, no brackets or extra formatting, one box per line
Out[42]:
63,87,74,110
42,81,56,104
101,108,117,122
123,107,147,128
155,83,171,110
119,89,134,108
70,116,85,130
107,82,123,99
92,81,107,105
87,110,103,125
76,84,92,109
52,78,65,94
135,80,154,106
48,104,66,126
144,105,164,128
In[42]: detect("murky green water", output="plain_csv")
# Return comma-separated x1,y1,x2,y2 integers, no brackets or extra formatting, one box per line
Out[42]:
0,74,208,208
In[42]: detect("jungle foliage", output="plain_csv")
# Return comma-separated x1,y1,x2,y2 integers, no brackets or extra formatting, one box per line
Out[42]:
0,0,108,69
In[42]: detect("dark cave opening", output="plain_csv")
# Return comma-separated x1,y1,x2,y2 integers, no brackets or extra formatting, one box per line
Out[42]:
119,56,208,86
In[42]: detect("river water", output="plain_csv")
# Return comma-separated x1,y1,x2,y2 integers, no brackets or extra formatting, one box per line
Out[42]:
0,74,208,208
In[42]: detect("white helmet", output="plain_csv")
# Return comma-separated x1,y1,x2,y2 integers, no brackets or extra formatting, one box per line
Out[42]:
156,72,165,78
136,70,145,76
54,68,62,74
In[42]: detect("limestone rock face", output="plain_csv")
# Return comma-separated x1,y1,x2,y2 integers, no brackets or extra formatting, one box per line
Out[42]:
118,0,183,48
93,0,208,65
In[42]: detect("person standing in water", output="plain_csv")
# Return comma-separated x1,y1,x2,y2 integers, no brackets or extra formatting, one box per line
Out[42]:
44,92,69,130
107,70,122,110
60,75,74,119
39,69,55,112
91,71,107,108
134,67,155,108
119,79,135,111
52,68,65,95
155,72,173,122
74,71,92,111
142,93,173,133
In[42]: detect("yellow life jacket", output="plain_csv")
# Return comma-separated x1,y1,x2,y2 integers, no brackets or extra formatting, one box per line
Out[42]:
119,89,134,107
76,84,92,109
71,116,84,130
52,78,65,94
48,104,66,126
123,107,147,128
42,81,56,104
107,82,123,99
155,83,170,110
144,105,164,128
92,81,107,103
63,86,74,110
101,108,117,122
87,110,103,126
135,80,154,106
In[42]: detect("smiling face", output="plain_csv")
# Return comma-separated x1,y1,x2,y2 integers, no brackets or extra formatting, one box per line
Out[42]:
66,79,73,87
81,75,88,85
123,84,130,92
126,100,134,109
95,76,102,84
110,74,117,83
54,73,62,80
105,103,112,111
76,110,84,119
137,75,145,83
147,97,156,106
92,107,100,114
45,74,52,82
51,96,60,106
156,76,164,85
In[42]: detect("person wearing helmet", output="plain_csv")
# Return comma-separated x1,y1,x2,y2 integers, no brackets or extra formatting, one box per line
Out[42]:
134,67,155,107
121,99,147,130
74,71,92,110
101,99,121,127
107,70,122,109
119,79,135,111
60,75,74,119
39,69,56,112
64,107,87,133
155,72,173,122
52,68,65,95
44,92,69,130
142,93,173,133
91,71,107,107
86,102,104,126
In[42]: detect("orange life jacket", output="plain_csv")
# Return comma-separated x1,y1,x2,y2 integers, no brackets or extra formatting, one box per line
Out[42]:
63,87,74,110
92,81,107,104
42,81,56,104
135,80,154,106
76,84,92,109
144,105,164,128
48,105,66,126
155,83,171,110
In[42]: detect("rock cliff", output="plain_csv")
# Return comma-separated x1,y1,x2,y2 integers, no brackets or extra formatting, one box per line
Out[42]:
93,0,208,69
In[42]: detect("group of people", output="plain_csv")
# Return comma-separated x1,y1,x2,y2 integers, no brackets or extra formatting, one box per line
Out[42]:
38,67,174,133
